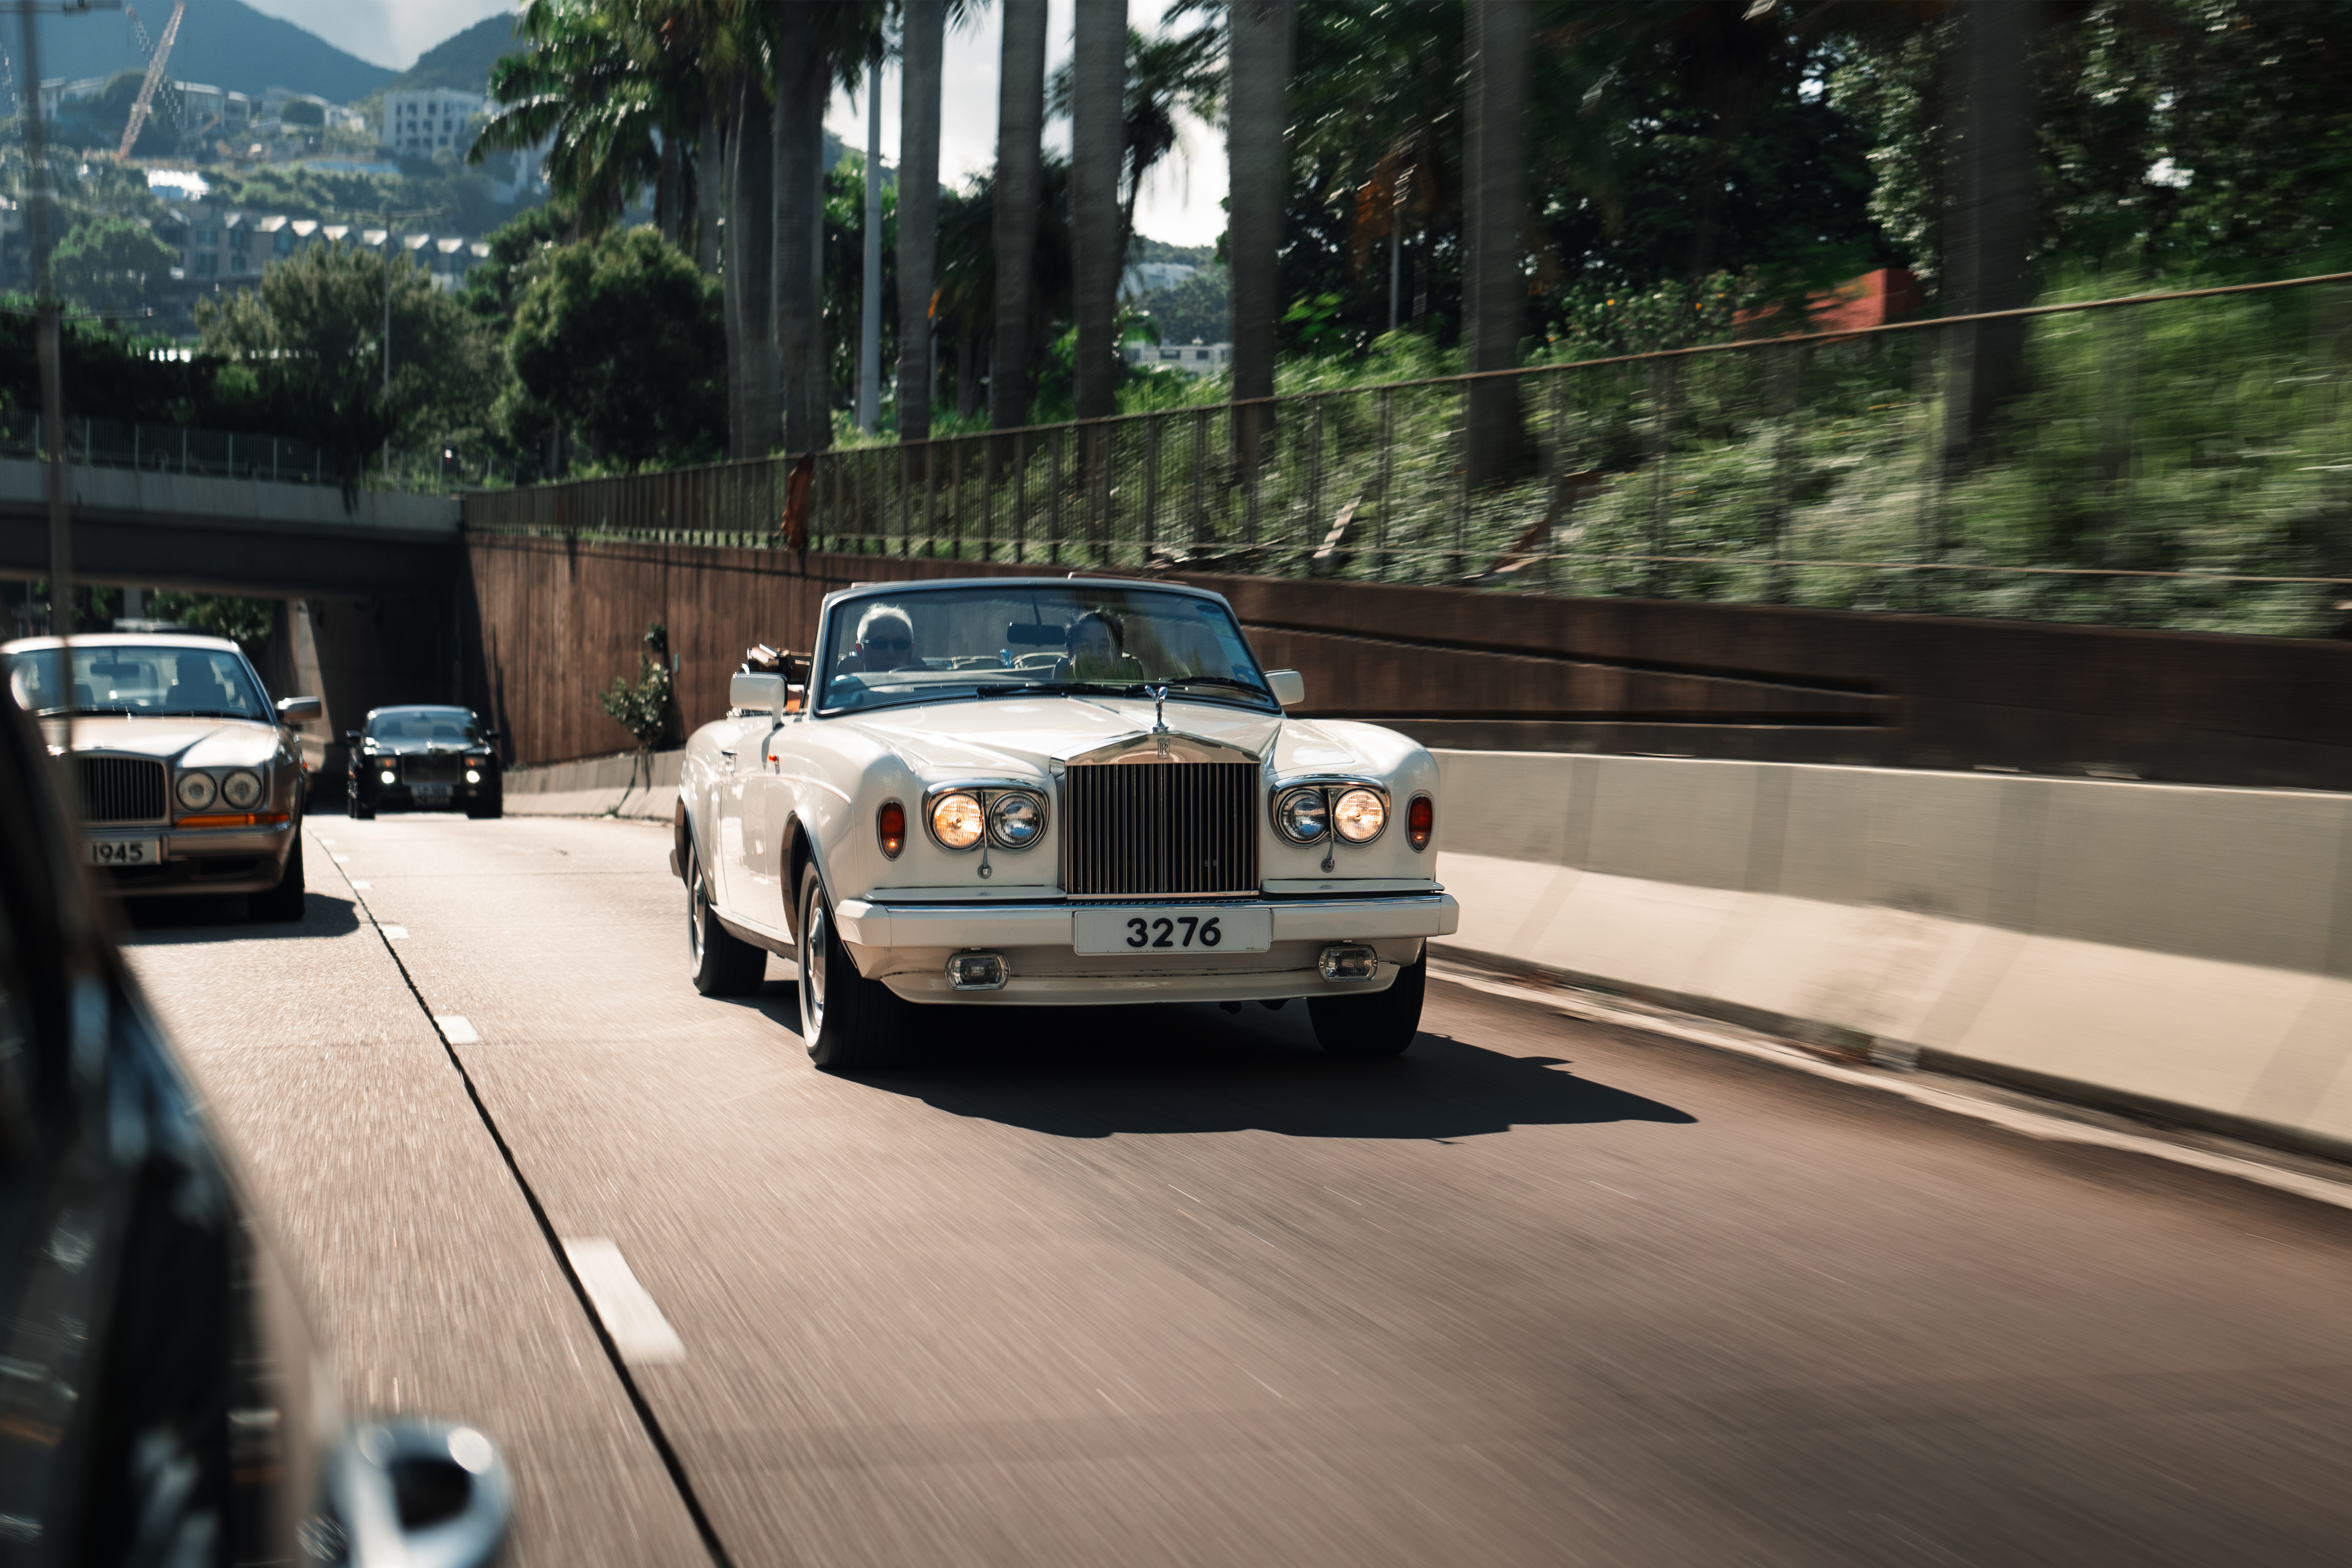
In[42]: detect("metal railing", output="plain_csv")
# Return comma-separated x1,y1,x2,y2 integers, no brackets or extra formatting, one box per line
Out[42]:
462,267,2352,635
0,412,457,495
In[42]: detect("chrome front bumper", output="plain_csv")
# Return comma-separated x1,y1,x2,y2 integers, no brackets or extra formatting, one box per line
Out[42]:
834,892,1460,1006
84,819,297,896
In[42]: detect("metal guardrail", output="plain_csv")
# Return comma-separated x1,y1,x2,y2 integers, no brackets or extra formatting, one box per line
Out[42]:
0,412,456,495
462,268,2352,632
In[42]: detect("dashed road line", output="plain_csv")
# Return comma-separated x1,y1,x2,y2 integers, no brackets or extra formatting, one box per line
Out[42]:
435,1015,481,1045
562,1239,688,1365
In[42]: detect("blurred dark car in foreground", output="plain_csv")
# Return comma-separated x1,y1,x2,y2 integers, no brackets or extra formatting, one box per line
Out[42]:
0,683,510,1563
346,706,503,820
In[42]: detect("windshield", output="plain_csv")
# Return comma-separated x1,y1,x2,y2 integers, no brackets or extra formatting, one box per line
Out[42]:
6,644,271,720
817,585,1275,716
366,708,484,746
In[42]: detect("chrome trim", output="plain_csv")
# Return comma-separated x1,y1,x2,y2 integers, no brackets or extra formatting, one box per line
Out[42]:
920,780,1049,851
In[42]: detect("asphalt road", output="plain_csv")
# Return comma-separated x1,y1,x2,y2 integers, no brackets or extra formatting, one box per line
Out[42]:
121,813,2352,1568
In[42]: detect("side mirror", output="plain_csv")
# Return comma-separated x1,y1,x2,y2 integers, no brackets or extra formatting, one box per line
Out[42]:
330,1420,511,1568
482,728,500,743
784,683,806,715
342,729,363,746
278,696,324,725
730,671,787,718
1265,670,1305,708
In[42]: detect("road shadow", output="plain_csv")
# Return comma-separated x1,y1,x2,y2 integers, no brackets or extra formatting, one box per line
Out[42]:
115,890,365,944
845,998,1696,1141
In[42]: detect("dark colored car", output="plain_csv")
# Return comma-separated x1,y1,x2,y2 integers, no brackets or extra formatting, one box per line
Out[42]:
347,706,502,820
0,662,511,1563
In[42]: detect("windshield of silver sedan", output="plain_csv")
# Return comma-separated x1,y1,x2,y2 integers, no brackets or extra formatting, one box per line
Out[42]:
818,585,1276,716
5,644,271,721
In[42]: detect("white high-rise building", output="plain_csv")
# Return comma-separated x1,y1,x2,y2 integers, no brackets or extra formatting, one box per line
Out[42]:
383,89,486,157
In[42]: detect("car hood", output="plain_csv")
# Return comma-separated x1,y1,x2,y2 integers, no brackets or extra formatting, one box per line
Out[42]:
835,696,1394,777
60,715,281,768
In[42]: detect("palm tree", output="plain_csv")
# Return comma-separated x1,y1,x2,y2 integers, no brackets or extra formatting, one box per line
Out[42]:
1070,0,1128,423
992,0,1048,430
1226,0,1297,459
895,0,945,442
775,3,886,454
730,68,777,456
476,0,662,234
1461,0,1529,488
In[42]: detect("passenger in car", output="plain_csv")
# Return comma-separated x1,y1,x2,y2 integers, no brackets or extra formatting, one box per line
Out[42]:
1059,611,1145,682
838,604,923,673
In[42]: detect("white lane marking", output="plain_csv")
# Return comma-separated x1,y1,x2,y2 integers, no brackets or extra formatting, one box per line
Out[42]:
562,1238,686,1364
317,837,335,844
435,1016,480,1044
332,854,352,863
379,925,408,940
350,881,371,890
1433,962,2352,1215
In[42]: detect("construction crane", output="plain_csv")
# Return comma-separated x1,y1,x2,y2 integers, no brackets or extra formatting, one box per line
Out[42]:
117,0,186,161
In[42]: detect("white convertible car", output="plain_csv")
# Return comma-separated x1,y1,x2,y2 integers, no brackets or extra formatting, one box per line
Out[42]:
674,577,1458,1069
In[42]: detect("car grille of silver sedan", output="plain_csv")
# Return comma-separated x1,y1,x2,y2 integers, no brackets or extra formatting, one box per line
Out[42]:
400,754,463,785
1062,760,1259,898
76,757,168,824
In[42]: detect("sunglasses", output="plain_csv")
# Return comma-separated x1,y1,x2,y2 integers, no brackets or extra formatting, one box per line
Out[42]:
866,636,912,651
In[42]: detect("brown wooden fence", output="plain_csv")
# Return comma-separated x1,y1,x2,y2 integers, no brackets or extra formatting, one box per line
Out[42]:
460,532,2352,789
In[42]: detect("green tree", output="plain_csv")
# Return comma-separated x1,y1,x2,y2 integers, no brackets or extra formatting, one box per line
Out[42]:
505,226,726,469
53,217,179,317
196,244,498,489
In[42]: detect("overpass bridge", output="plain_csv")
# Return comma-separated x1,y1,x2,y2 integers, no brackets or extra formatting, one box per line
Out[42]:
0,455,466,773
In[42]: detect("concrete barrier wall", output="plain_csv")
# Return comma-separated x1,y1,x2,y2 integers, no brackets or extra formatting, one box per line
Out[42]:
1433,749,2352,1160
502,748,681,821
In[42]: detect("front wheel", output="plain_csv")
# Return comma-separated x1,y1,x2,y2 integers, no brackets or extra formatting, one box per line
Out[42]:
687,848,767,996
797,863,906,1071
1308,945,1426,1058
248,833,306,923
348,791,375,821
466,791,503,820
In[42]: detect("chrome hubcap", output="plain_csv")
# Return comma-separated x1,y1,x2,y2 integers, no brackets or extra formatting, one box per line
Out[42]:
803,893,829,1034
687,862,706,967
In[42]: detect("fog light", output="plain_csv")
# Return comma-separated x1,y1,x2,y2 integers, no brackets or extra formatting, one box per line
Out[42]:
1318,943,1379,982
946,951,1008,991
465,769,481,784
380,769,396,785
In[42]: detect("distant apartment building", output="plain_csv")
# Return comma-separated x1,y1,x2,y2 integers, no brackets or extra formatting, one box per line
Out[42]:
1126,340,1231,377
174,83,254,139
163,204,489,297
384,89,485,156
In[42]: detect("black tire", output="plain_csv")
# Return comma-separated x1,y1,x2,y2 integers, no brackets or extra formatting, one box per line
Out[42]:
686,845,767,996
1308,944,1426,1058
348,792,375,820
248,833,306,923
796,862,907,1071
466,792,503,820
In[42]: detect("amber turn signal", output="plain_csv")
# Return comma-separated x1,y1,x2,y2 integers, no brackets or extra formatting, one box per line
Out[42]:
876,800,906,859
1406,794,1433,851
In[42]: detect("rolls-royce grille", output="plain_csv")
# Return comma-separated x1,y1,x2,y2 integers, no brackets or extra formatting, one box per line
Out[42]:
1064,761,1259,898
399,754,462,785
76,757,167,823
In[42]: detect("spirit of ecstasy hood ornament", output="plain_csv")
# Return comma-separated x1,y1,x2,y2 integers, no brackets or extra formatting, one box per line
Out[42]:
1146,684,1171,757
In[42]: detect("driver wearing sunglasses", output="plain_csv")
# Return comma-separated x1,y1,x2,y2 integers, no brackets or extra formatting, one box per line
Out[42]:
843,603,924,673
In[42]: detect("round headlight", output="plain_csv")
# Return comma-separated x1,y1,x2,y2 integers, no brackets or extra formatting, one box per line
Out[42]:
175,771,217,811
1333,788,1386,843
929,792,984,850
220,769,263,810
1275,787,1328,843
380,769,396,785
988,792,1043,848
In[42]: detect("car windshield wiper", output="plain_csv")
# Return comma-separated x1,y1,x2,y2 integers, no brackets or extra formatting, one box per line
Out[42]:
1135,675,1274,702
160,708,260,722
972,680,1130,698
35,704,140,717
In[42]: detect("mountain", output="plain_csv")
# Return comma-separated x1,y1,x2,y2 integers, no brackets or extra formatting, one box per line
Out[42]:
16,0,391,106
384,13,522,96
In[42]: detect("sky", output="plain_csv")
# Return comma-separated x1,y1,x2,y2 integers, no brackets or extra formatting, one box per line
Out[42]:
241,0,1227,249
